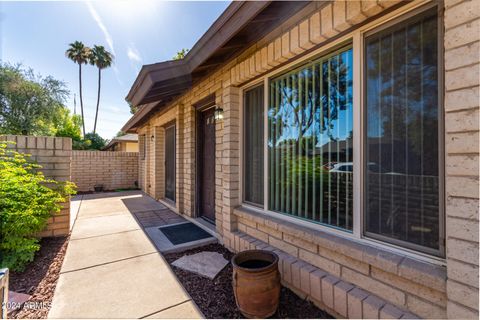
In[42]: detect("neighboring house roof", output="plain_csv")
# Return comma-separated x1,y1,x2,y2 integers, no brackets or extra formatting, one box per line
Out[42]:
103,134,138,150
123,1,312,133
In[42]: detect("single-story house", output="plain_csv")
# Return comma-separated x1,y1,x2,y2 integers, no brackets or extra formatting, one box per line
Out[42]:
102,133,139,152
122,1,479,318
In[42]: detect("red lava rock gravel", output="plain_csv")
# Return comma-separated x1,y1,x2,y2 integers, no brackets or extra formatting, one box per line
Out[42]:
164,243,332,319
8,236,69,319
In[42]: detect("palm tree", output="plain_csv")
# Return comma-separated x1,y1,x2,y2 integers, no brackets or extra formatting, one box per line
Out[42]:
89,45,114,135
66,41,90,137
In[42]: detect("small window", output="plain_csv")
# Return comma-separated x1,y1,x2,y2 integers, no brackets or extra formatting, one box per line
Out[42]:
244,85,264,206
364,8,442,254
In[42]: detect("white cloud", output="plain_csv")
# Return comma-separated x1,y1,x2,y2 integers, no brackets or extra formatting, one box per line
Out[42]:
127,45,142,64
126,43,142,74
85,1,115,55
85,1,123,86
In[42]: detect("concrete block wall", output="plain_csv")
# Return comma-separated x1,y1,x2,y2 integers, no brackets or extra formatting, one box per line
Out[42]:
71,151,138,192
444,0,480,318
0,135,72,237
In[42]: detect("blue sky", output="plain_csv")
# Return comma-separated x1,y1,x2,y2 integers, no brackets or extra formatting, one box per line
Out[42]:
0,0,229,139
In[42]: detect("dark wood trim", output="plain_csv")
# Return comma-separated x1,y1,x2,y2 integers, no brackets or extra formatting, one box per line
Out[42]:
193,94,216,110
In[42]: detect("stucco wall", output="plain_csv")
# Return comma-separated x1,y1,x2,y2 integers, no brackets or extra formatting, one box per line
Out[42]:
71,151,139,192
0,135,72,237
135,0,479,318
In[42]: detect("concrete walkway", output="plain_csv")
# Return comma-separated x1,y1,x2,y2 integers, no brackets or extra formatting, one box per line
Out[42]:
49,191,203,319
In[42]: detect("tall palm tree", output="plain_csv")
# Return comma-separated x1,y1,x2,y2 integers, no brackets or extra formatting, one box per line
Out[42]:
89,45,114,135
65,41,90,137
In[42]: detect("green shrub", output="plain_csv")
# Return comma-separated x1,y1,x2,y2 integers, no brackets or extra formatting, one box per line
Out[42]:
0,141,76,271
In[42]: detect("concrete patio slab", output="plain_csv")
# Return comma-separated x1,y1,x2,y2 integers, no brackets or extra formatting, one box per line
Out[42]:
61,230,157,272
70,214,140,240
80,190,140,200
145,301,202,319
69,195,82,230
49,191,203,319
49,253,194,319
77,193,166,219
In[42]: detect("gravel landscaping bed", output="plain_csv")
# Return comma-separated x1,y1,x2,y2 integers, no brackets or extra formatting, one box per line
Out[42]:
164,243,332,319
9,236,69,319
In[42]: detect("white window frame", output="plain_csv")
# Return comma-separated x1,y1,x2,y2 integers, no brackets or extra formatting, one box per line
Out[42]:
238,0,444,265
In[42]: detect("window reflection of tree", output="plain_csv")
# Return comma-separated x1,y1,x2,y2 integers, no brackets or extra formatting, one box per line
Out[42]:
268,48,353,230
365,11,439,251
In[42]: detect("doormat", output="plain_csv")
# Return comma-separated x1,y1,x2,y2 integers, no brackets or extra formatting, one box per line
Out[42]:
160,222,213,245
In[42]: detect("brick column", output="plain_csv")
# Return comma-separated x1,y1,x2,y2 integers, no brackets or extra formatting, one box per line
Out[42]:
176,104,185,213
221,85,241,248
183,104,196,217
215,89,224,236
444,0,480,318
153,126,165,200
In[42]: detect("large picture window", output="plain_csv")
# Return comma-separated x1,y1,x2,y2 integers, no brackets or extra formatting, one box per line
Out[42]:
364,8,441,253
268,46,353,230
244,85,264,206
242,5,442,257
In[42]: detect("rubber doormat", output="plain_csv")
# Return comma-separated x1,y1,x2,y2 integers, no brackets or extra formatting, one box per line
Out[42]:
159,222,213,245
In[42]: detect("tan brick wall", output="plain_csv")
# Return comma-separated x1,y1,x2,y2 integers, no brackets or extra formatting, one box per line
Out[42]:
444,0,480,318
0,135,72,237
71,151,138,192
233,207,447,318
134,0,479,318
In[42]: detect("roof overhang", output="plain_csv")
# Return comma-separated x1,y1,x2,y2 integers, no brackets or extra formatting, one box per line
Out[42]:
123,1,311,133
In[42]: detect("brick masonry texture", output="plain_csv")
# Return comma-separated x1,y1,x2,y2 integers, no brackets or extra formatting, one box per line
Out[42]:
0,135,72,237
71,151,139,192
133,0,479,318
444,0,480,318
230,230,421,319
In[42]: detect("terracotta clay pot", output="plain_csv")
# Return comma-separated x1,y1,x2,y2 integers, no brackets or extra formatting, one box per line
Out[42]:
232,250,281,318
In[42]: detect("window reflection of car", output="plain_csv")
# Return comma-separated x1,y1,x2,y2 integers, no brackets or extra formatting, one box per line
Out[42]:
330,162,353,172
322,162,337,170
328,162,383,173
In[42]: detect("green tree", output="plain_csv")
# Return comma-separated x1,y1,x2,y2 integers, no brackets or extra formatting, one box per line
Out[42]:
173,48,189,60
129,102,139,115
66,41,91,137
0,63,68,135
54,107,82,141
88,45,114,135
84,132,108,150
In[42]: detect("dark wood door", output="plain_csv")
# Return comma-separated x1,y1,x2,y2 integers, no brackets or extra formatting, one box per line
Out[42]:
198,108,216,223
165,125,175,202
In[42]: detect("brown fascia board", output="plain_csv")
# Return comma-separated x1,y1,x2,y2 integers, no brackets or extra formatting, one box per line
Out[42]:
126,60,188,106
121,101,159,133
126,1,271,105
123,1,275,132
185,0,271,71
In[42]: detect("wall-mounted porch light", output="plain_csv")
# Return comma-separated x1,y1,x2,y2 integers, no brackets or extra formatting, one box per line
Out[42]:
151,135,155,141
214,105,224,121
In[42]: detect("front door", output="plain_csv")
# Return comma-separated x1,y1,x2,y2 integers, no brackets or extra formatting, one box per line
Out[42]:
198,107,216,223
165,125,175,202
